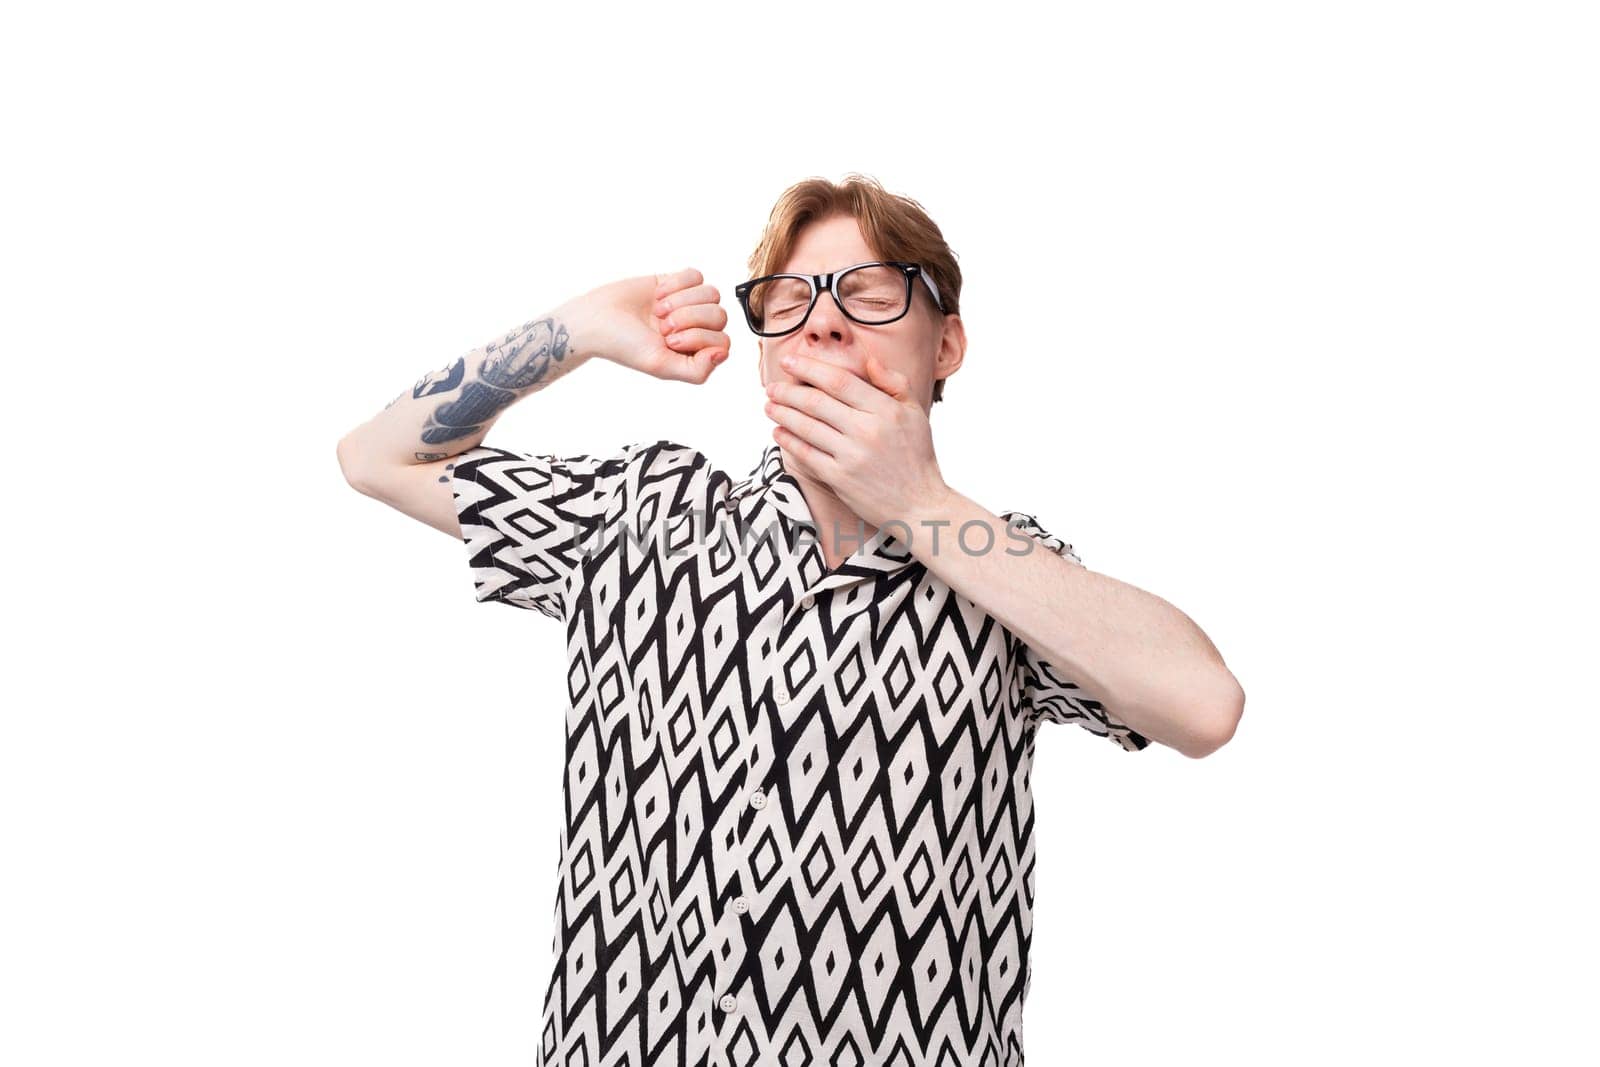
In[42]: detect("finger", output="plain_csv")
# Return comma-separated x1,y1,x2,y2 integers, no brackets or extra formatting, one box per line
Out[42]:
662,326,731,355
680,344,729,383
659,302,729,333
651,342,725,383
655,282,721,318
866,355,911,400
765,396,844,458
779,353,878,411
773,425,835,479
653,268,704,299
766,378,859,437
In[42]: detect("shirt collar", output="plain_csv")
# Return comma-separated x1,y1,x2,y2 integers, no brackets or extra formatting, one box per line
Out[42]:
739,442,811,527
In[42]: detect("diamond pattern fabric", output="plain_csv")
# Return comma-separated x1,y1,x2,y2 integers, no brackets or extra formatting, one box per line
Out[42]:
449,438,1150,1066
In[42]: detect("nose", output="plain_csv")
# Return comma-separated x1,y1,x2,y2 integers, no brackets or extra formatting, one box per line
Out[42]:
800,276,853,346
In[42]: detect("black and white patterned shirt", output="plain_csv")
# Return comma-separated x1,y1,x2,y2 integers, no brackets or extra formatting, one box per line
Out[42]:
449,438,1151,1067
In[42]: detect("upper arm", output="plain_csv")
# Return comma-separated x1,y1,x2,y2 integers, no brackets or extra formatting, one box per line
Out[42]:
445,442,655,618
344,437,689,619
343,451,463,539
1000,510,1153,752
343,442,610,618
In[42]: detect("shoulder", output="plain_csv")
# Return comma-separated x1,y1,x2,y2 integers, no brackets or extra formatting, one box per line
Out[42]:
584,440,724,511
623,438,708,469
604,439,715,484
996,509,1083,566
541,438,708,479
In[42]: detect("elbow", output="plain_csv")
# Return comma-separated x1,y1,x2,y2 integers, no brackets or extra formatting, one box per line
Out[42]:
337,434,373,495
1178,673,1245,759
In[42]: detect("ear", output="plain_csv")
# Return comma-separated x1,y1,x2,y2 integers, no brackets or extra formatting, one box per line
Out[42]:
933,313,967,385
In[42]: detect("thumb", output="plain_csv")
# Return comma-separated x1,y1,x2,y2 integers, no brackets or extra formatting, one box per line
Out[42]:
867,355,910,399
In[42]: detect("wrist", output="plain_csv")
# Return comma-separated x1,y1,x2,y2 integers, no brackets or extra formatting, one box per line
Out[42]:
552,294,614,366
893,480,960,539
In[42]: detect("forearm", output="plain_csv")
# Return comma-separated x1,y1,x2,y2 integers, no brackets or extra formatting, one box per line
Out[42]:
900,487,1243,757
338,301,602,472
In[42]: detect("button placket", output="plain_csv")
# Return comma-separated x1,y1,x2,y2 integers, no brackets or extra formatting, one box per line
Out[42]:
714,616,774,1028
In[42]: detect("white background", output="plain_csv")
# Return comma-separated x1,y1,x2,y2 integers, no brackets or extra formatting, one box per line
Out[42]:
4,1,1595,1063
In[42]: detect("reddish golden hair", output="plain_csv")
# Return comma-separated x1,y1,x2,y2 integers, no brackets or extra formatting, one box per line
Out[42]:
746,173,962,403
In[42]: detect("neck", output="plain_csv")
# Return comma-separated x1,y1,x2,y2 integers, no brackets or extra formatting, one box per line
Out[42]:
785,449,878,570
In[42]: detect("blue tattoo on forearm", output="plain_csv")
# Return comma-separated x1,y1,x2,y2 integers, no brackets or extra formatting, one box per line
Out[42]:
414,315,575,447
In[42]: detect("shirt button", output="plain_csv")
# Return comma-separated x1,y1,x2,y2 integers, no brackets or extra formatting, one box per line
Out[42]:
719,993,737,1012
774,685,790,707
749,789,767,810
732,896,749,914
800,594,815,610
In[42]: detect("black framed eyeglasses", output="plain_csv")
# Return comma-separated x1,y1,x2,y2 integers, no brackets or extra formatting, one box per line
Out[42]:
734,260,944,337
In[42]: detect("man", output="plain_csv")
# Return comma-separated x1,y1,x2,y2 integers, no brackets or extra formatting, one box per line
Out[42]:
338,174,1243,1066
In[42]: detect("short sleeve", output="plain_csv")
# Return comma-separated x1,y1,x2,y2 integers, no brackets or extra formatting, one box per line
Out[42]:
449,441,643,619
1001,511,1153,752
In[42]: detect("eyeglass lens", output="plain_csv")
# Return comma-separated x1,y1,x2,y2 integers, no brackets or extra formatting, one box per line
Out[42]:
745,264,908,334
